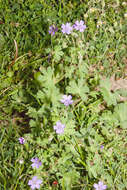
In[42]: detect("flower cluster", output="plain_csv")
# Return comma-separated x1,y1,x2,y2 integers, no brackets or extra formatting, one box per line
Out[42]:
62,20,86,34
49,20,86,36
28,157,42,189
61,20,86,34
53,95,73,135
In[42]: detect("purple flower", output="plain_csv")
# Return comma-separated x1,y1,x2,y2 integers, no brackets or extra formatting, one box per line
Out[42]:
60,95,73,106
53,121,65,134
93,181,107,190
73,20,86,32
49,25,58,36
18,137,25,144
28,176,42,190
31,157,42,169
100,145,104,150
61,23,73,34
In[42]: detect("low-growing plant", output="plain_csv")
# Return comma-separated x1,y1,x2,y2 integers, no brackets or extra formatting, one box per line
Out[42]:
0,0,127,190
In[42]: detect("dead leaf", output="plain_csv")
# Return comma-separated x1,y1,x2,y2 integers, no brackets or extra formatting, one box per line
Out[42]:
9,39,18,69
118,95,127,102
110,75,127,91
99,75,127,102
10,22,20,27
0,21,4,24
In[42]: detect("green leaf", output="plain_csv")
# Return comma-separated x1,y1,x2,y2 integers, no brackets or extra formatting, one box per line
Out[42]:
116,89,127,97
34,71,44,84
53,45,64,62
29,119,36,127
77,63,88,78
66,78,89,101
100,78,117,106
114,103,127,128
88,99,102,113
61,170,80,190
64,120,76,136
37,86,61,106
27,107,38,119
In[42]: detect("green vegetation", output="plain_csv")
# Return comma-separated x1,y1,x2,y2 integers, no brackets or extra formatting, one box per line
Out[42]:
0,0,127,189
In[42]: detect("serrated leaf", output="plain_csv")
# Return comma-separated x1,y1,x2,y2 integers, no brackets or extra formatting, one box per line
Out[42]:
53,45,64,61
101,87,117,106
35,67,55,88
100,78,117,106
64,120,76,136
37,90,45,101
40,66,54,87
61,170,80,190
77,63,88,78
114,103,127,128
29,119,36,127
66,78,89,101
37,86,61,106
27,107,38,119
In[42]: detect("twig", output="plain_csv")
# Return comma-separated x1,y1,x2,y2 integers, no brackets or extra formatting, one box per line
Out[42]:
8,39,18,69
